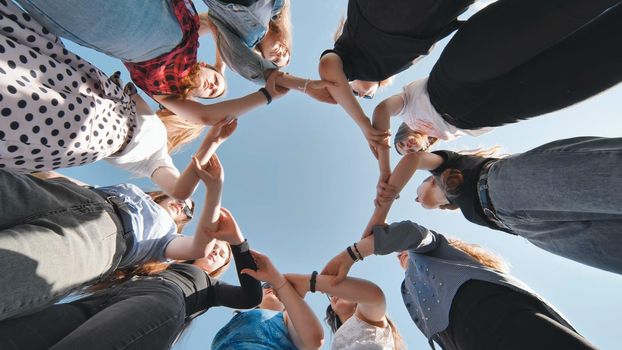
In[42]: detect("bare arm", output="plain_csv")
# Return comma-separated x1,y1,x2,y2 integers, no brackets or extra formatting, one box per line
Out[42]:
241,251,324,350
372,95,406,182
151,118,237,200
275,72,337,104
286,273,386,324
154,92,268,126
164,155,224,260
318,53,389,150
365,152,444,235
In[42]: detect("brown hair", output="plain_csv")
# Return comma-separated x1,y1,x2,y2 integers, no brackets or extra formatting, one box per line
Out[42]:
179,62,225,100
325,306,404,349
89,242,232,293
332,17,393,87
147,191,193,232
448,238,509,273
431,146,506,209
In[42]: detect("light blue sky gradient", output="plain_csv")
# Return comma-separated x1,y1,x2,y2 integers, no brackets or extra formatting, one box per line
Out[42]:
55,1,622,349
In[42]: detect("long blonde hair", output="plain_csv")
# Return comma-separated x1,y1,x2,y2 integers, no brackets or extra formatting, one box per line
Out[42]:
448,238,510,273
156,108,205,154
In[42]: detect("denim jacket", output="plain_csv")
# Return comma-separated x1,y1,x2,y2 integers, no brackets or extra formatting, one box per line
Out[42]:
204,0,284,83
373,220,575,348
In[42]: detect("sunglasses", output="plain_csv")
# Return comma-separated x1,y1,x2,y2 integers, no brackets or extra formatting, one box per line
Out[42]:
181,199,194,219
352,89,374,99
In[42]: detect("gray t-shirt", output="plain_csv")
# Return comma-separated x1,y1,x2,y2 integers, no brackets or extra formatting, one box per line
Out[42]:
97,183,178,267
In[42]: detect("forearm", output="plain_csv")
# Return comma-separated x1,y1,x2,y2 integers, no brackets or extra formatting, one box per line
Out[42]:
275,73,308,93
214,241,262,309
318,55,370,129
156,92,268,126
372,105,392,175
278,281,324,349
170,139,221,199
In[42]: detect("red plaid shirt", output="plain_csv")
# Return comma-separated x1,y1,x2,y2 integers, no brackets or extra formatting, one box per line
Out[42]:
124,0,200,97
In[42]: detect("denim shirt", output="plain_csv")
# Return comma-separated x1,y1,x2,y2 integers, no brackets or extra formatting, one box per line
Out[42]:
373,221,574,348
97,184,178,267
211,309,297,350
204,0,284,83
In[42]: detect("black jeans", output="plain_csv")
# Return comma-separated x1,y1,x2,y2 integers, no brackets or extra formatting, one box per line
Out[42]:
428,0,622,129
437,280,596,350
0,277,186,350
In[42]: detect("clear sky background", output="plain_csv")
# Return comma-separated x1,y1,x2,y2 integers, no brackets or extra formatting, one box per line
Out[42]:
54,1,622,349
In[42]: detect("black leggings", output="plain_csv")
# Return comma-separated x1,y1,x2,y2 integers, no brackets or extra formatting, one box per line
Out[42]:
428,0,622,129
437,280,596,350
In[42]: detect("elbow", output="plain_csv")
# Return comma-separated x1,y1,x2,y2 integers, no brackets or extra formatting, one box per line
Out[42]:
318,54,340,80
240,284,263,309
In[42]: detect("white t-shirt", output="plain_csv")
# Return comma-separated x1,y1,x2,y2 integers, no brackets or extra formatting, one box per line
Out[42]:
331,315,404,350
105,112,178,178
396,78,493,141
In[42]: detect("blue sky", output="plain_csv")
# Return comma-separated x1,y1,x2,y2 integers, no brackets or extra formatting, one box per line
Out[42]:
56,1,622,349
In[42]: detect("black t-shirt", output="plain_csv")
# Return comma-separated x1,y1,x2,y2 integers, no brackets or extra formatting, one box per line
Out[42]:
158,240,262,320
430,150,499,230
321,0,472,81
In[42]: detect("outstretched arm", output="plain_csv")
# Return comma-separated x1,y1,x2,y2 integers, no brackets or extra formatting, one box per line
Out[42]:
286,273,387,324
364,151,444,236
275,71,337,104
318,53,389,151
241,251,324,350
372,95,405,184
163,155,224,260
153,71,287,126
152,118,237,200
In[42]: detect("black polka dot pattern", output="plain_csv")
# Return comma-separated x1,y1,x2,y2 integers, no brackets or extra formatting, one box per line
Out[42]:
0,2,137,173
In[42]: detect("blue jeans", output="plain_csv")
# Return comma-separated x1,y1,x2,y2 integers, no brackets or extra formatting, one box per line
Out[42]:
0,277,186,350
12,0,182,62
0,170,127,321
488,137,622,274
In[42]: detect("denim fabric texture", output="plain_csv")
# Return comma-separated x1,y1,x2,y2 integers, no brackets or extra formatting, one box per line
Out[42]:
211,309,298,350
204,0,283,83
0,277,186,350
12,0,182,62
0,170,127,321
488,137,622,274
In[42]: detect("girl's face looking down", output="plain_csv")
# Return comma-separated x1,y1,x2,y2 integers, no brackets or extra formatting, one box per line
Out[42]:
329,295,357,319
193,240,231,274
260,285,285,311
351,80,379,99
416,177,448,209
158,196,194,223
396,129,432,155
259,32,290,67
193,66,226,98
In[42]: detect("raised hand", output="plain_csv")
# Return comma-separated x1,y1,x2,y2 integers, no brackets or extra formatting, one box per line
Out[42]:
192,154,224,188
375,180,400,207
363,124,391,159
320,250,355,286
206,117,238,145
203,208,244,245
241,250,286,286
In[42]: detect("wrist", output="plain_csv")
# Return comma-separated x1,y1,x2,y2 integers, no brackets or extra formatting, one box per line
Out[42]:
258,88,272,104
269,273,287,289
227,233,245,246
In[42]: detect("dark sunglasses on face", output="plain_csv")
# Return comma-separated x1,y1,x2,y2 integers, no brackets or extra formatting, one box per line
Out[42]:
352,89,374,99
262,282,272,289
181,200,194,219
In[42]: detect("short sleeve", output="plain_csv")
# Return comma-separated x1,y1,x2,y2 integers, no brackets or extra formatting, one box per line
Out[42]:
373,220,435,255
155,233,182,262
430,150,460,176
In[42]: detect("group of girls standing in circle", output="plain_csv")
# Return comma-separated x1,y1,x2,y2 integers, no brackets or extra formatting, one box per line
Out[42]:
0,0,620,349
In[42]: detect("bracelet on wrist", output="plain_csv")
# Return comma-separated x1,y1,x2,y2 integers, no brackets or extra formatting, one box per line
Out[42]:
346,246,359,262
258,87,272,104
310,271,318,293
302,79,310,93
353,242,364,261
273,278,287,292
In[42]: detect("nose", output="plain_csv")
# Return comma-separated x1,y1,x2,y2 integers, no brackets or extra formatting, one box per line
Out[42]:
415,197,420,203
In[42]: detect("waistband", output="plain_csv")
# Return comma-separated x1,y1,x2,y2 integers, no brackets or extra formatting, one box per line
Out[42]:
477,161,513,233
90,188,136,251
